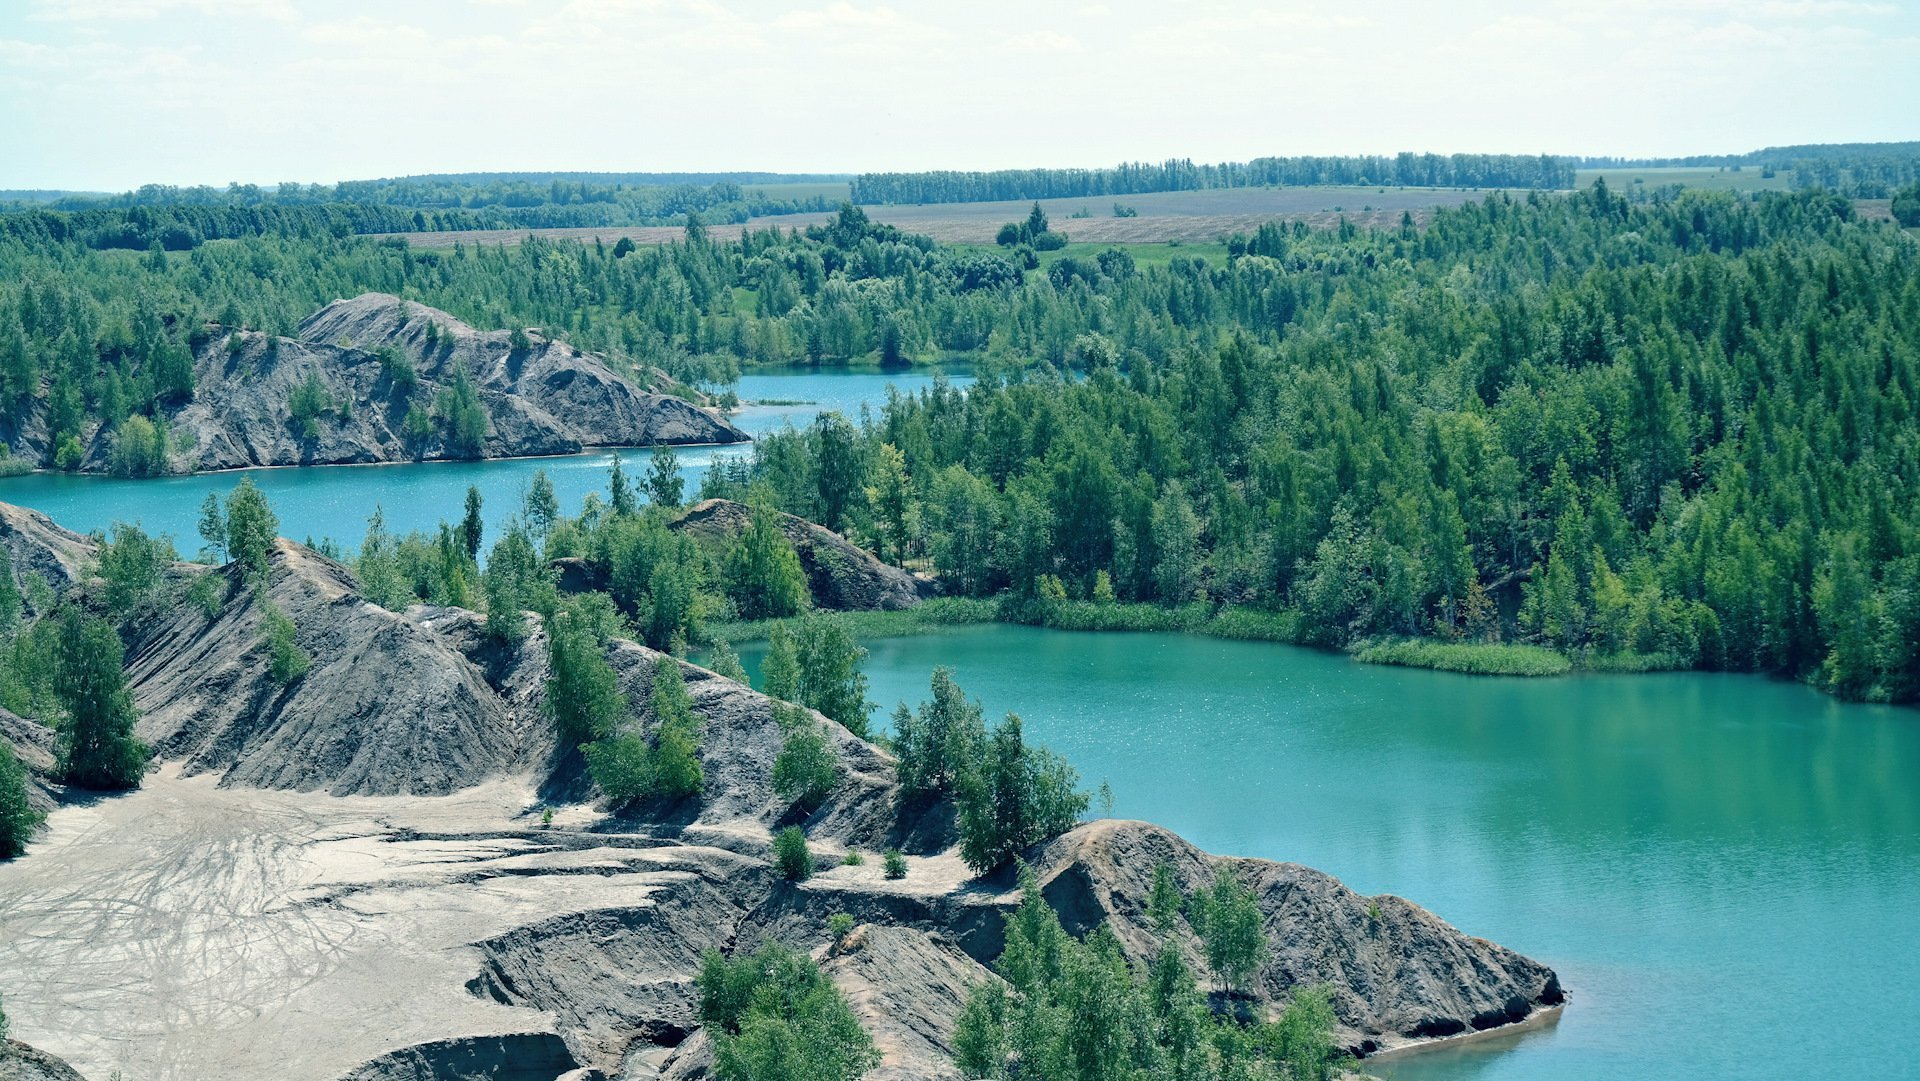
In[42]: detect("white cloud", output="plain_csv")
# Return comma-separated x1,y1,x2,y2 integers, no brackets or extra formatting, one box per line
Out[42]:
1000,30,1083,53
28,0,296,21
775,2,901,29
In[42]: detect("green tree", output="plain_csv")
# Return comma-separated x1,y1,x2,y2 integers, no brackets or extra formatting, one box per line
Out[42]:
647,655,704,799
52,607,149,790
460,486,484,562
647,444,684,509
95,522,177,615
892,665,986,803
772,703,839,811
792,614,870,737
0,741,44,859
546,609,626,745
725,503,809,620
762,622,802,702
956,712,1088,874
864,442,914,564
263,602,311,684
224,476,280,583
524,469,559,542
608,451,636,516
811,412,862,531
197,491,227,563
704,637,748,683
698,943,879,1081
1190,868,1269,995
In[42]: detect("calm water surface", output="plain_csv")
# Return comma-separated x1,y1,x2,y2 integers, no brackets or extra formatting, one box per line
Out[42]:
733,626,1920,1081
0,367,971,550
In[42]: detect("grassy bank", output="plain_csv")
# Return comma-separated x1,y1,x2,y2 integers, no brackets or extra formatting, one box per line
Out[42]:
1351,638,1573,677
707,597,1699,685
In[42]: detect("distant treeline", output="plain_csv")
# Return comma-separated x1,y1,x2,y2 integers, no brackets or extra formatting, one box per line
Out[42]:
851,154,1576,204
0,179,838,251
1580,142,1920,196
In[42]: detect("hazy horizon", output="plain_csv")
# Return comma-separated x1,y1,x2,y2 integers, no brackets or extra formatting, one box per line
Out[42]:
4,0,1918,192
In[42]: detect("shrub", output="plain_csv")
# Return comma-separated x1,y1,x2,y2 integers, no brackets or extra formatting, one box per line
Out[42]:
0,742,45,859
773,825,813,880
827,912,854,939
841,849,864,866
882,848,907,880
187,571,224,619
771,705,839,811
264,603,311,683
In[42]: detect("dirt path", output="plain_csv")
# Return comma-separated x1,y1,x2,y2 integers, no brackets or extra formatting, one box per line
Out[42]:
0,767,681,1081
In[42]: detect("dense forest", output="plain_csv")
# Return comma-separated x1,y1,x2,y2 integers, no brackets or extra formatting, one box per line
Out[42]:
1,176,1917,703
0,178,836,252
852,153,1575,204
1581,142,1920,195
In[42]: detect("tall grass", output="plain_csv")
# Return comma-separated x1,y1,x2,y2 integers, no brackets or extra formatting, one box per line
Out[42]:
705,596,998,644
1352,638,1571,677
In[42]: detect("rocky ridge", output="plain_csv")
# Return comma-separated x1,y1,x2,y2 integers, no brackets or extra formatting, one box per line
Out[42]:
0,499,1563,1081
32,293,746,473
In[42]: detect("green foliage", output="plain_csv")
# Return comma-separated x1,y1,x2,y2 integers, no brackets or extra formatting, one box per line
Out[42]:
185,571,223,619
697,942,879,1081
771,702,839,811
960,867,1339,1081
288,369,335,441
893,665,985,803
1893,182,1920,227
703,637,748,683
608,451,636,516
1188,869,1270,995
772,825,813,880
196,491,227,563
583,655,704,807
460,486,484,562
546,607,627,745
788,614,870,736
0,549,21,633
724,503,808,620
94,521,177,615
883,848,907,879
646,444,684,508
523,469,559,540
956,712,1089,874
224,477,279,582
827,912,855,939
263,602,310,684
433,367,488,458
0,740,44,860
108,414,170,477
892,668,1086,874
51,607,149,790
1353,638,1572,677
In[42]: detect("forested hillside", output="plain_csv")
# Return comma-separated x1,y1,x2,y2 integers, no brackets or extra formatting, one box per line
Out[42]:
1,180,1915,701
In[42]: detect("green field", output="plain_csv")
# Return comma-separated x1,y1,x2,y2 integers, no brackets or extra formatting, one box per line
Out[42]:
744,181,851,202
1575,166,1794,193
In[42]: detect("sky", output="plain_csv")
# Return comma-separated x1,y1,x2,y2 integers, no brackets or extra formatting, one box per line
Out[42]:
1,0,1917,191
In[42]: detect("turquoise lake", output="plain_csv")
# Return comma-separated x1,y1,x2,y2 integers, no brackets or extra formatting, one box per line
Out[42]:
0,368,972,552
731,626,1920,1081
1,365,1914,1080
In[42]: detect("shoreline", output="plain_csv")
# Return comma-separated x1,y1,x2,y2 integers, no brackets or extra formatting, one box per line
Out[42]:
1365,1002,1568,1062
0,437,755,483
